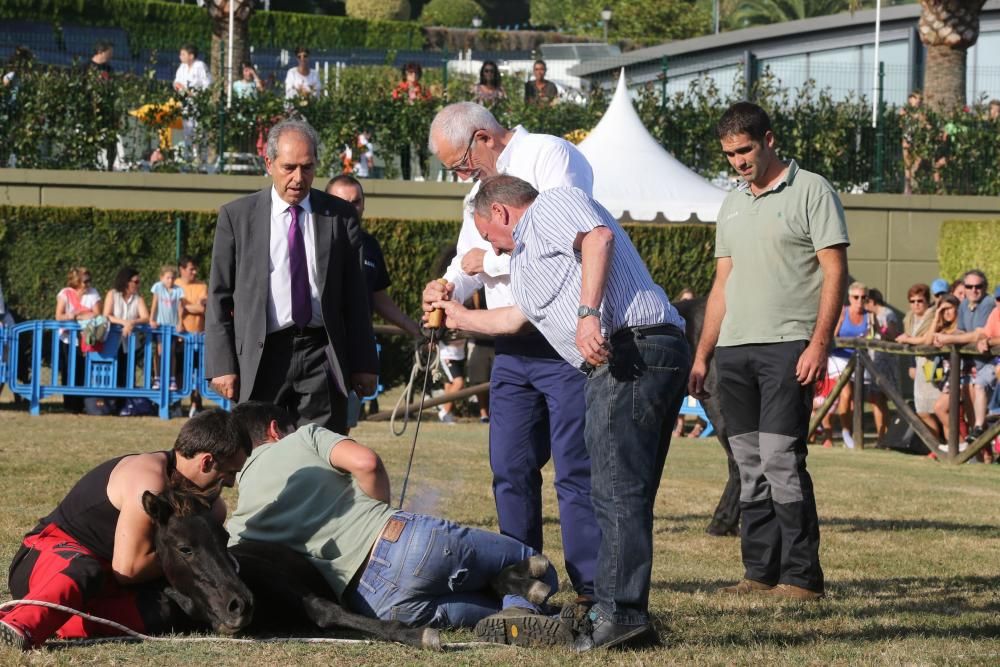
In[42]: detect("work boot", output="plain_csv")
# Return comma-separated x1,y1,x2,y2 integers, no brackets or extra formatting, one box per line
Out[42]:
473,607,573,647
763,584,825,601
489,554,552,604
573,609,660,652
719,579,775,595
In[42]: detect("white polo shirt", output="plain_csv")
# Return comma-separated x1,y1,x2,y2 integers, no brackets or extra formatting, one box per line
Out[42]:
442,126,593,308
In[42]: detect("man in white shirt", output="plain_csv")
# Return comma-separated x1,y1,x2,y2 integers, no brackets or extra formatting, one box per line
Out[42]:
421,102,600,622
173,43,211,93
173,43,211,162
285,47,321,100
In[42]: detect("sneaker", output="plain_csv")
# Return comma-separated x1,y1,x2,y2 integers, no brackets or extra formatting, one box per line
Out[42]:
0,620,29,651
152,377,161,390
938,442,969,454
479,415,490,424
762,584,825,601
719,579,775,595
842,429,855,449
188,404,198,419
169,377,178,391
967,425,984,443
573,609,659,652
438,410,455,424
473,608,573,647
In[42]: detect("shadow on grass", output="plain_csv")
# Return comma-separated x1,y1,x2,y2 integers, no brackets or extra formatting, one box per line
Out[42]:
823,515,1000,536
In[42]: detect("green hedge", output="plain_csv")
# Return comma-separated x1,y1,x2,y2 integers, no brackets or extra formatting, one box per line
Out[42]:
0,204,714,385
937,219,1000,284
0,0,423,54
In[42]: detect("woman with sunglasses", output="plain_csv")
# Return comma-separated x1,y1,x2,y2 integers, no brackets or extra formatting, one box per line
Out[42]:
830,282,884,448
896,283,941,438
103,267,150,388
472,61,505,105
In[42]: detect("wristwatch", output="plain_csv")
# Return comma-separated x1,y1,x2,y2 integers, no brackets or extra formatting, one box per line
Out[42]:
577,305,601,320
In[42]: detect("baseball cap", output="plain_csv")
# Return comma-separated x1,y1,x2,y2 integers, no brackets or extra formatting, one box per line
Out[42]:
931,278,949,296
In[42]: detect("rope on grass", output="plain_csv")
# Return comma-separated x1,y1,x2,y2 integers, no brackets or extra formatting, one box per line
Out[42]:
0,599,492,650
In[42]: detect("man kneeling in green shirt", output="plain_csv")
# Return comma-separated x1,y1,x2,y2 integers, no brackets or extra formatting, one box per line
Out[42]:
227,401,572,646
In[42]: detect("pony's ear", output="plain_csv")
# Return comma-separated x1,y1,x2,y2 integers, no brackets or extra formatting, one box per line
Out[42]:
164,587,197,616
142,491,173,524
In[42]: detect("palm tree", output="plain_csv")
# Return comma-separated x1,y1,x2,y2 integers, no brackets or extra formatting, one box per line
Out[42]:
726,0,854,30
207,0,254,90
918,0,987,112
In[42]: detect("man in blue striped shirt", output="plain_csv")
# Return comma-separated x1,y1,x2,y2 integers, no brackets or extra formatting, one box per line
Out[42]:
434,175,690,651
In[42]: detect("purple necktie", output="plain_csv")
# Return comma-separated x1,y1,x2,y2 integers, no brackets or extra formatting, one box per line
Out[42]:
287,204,312,329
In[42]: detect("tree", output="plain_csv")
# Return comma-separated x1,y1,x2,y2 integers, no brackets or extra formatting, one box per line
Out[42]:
420,0,486,26
530,0,710,42
725,0,854,30
344,0,411,20
918,0,987,112
207,0,254,90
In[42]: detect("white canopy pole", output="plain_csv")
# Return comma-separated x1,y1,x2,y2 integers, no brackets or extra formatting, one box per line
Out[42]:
226,0,234,109
871,0,881,128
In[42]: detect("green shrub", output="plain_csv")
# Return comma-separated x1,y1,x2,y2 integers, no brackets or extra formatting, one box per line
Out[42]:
419,0,485,27
345,0,411,21
937,220,1000,284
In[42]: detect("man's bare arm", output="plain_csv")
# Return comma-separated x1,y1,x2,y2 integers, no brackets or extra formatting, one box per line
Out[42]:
435,301,531,336
575,227,614,366
112,473,166,585
796,245,848,384
329,439,391,504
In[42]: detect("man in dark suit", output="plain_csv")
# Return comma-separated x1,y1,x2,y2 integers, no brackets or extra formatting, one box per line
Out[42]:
205,119,378,433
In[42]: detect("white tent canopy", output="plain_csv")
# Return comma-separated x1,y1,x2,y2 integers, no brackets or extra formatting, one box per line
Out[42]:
577,70,727,222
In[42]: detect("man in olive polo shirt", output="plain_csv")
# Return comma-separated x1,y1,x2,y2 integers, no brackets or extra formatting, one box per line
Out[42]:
689,102,849,601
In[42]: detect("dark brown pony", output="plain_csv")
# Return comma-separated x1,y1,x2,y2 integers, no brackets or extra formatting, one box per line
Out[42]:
141,486,440,649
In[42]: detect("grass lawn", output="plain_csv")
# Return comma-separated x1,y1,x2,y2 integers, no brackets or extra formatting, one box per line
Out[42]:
1,404,999,665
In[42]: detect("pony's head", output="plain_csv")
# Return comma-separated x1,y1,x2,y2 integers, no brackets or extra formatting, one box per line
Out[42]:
142,485,253,634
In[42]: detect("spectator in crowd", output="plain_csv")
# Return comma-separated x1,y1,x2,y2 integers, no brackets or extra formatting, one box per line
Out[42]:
233,60,263,98
103,267,149,389
284,47,321,100
437,338,466,424
354,130,375,178
934,269,996,446
924,295,973,447
863,288,898,443
524,59,558,106
392,62,431,180
55,267,102,413
178,256,207,416
325,174,421,424
672,287,705,438
974,285,1000,446
83,41,117,171
173,44,211,162
989,99,1000,121
85,40,113,76
2,45,32,89
931,278,950,306
173,43,210,93
950,278,965,302
472,61,505,105
896,283,941,438
832,282,871,448
0,278,25,404
149,264,185,392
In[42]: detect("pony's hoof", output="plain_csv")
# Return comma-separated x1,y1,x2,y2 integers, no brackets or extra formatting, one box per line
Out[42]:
421,627,442,651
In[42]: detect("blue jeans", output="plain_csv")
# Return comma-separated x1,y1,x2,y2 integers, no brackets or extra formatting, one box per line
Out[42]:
346,512,558,628
584,328,690,626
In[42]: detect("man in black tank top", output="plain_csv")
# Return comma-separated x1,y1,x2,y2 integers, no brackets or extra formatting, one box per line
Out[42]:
0,409,251,651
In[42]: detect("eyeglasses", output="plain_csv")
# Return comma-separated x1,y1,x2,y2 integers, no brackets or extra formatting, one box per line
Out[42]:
964,283,985,290
909,299,926,304
444,130,479,173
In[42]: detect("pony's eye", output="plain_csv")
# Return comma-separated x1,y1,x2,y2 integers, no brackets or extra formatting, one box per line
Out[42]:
179,546,194,556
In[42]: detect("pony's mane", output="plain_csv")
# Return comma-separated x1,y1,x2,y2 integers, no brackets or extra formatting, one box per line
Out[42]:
164,471,219,517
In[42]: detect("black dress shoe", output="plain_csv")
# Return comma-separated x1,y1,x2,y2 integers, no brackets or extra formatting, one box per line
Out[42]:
573,611,659,652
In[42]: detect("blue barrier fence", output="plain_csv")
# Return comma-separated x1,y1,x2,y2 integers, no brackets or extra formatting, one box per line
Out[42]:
1,320,230,419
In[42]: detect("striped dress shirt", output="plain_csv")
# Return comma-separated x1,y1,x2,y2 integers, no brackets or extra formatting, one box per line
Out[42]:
510,187,685,370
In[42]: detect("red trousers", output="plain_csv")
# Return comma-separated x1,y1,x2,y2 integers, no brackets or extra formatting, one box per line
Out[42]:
1,523,145,647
